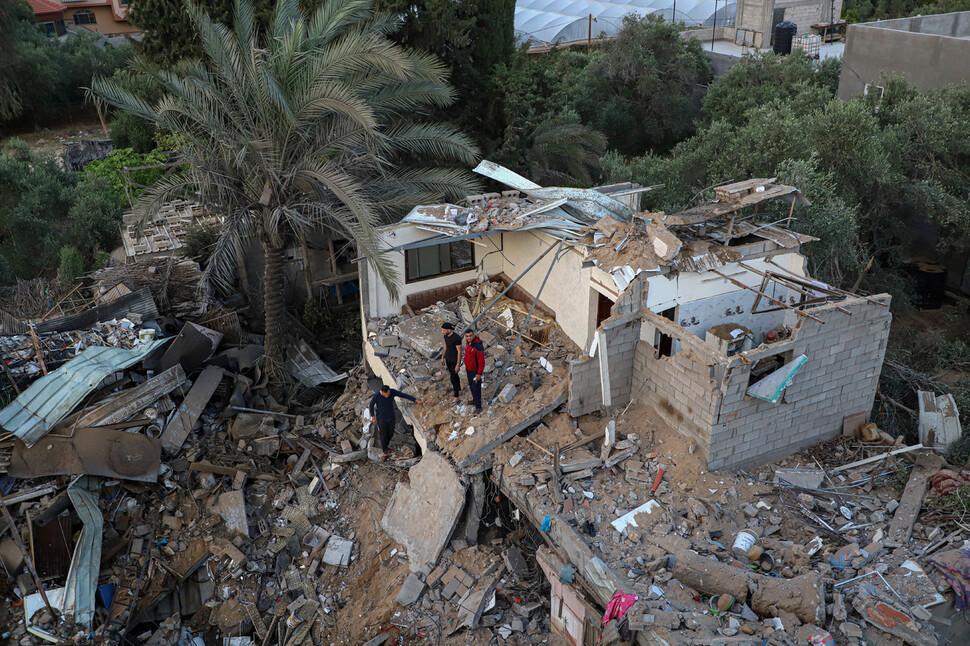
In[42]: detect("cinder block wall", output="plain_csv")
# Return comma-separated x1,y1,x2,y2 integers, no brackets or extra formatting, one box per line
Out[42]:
567,313,641,416
708,296,891,469
776,0,842,30
632,340,719,456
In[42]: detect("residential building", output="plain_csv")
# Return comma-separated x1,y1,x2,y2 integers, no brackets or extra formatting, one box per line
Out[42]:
59,0,139,37
360,162,891,472
27,0,67,36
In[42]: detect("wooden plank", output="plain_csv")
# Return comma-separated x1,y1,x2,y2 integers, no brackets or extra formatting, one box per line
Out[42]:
829,443,924,474
160,366,224,455
888,452,944,543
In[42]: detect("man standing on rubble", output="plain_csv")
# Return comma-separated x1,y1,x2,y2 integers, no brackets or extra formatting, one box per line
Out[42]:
441,322,462,404
462,329,485,412
369,385,422,462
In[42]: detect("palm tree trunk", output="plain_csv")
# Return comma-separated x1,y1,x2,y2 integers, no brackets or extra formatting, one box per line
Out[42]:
262,229,286,362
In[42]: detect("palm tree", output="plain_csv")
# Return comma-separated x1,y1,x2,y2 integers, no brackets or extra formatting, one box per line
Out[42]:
524,117,607,186
90,0,479,361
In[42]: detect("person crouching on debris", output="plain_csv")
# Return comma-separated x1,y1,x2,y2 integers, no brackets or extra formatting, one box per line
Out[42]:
441,322,462,404
369,385,422,462
462,329,485,412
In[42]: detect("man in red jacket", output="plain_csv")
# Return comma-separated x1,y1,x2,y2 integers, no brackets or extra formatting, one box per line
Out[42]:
462,329,485,412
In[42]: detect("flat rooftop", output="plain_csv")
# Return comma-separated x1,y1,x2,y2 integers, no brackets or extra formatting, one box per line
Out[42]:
857,10,970,39
707,39,845,60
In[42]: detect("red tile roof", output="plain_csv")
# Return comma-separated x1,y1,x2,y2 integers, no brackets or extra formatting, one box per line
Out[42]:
28,0,65,15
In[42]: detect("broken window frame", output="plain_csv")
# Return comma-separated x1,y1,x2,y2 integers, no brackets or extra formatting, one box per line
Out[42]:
747,349,795,387
404,240,475,283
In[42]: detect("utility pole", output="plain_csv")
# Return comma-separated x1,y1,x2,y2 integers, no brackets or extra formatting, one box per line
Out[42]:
587,13,592,54
711,0,718,51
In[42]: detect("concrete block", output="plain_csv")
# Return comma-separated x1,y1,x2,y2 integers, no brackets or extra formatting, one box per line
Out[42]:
498,383,518,403
396,573,426,606
379,335,399,347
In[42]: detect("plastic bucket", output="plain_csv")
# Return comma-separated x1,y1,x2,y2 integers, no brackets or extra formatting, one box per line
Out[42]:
732,530,758,558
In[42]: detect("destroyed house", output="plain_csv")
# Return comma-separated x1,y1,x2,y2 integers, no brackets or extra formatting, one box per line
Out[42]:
360,162,893,471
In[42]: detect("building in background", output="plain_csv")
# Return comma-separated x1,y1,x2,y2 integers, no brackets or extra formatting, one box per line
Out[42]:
838,11,970,99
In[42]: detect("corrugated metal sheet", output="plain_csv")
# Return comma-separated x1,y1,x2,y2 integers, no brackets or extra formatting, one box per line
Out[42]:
0,340,167,447
0,288,159,337
286,338,347,387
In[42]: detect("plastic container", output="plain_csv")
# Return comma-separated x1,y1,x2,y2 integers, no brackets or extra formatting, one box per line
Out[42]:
732,529,759,558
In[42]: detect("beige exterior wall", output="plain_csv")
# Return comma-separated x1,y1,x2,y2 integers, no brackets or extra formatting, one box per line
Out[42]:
65,6,138,36
365,223,598,350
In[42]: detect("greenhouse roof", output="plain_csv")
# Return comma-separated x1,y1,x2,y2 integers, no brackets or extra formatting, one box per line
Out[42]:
515,0,737,44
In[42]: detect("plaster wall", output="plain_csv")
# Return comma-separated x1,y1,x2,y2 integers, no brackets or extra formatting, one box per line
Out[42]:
838,12,970,99
500,231,597,350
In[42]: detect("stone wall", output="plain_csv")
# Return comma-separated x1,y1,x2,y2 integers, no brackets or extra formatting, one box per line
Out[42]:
707,296,891,469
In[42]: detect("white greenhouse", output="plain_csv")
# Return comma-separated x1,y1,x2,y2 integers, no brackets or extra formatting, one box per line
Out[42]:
515,0,738,44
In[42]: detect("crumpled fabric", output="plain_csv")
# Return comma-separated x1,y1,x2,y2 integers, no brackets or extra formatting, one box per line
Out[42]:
928,548,970,610
602,590,639,625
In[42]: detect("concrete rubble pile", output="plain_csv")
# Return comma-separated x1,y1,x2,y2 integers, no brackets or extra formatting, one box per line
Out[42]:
0,265,375,646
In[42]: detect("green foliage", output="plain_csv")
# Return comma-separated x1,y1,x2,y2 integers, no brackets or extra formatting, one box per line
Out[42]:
181,221,220,263
91,0,481,358
0,141,121,284
523,114,607,186
1,16,131,123
0,0,33,120
843,0,970,22
68,176,124,259
127,0,320,65
702,51,840,127
110,111,158,153
0,140,77,282
58,246,87,281
569,14,711,154
83,148,169,206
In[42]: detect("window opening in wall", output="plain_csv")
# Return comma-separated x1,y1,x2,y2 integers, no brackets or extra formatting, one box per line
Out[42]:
73,10,96,25
748,350,794,386
404,240,474,283
583,617,596,646
655,306,676,358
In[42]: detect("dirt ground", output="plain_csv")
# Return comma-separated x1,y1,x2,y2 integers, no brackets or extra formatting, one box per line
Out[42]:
1,117,108,156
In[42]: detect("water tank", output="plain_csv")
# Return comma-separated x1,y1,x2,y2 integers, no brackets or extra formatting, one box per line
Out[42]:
773,21,798,55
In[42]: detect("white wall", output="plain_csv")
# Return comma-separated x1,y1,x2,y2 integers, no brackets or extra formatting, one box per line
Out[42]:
640,253,808,347
366,223,504,318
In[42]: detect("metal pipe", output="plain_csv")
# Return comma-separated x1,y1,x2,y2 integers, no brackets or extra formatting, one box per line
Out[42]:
487,240,565,404
463,239,561,334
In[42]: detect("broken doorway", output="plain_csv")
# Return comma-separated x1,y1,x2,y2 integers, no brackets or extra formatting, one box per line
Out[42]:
595,291,614,328
655,307,676,357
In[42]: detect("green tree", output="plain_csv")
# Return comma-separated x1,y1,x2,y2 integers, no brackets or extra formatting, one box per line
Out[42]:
0,0,33,120
568,14,711,154
68,176,125,258
702,51,841,127
92,0,479,361
0,141,77,282
521,114,607,186
58,246,87,281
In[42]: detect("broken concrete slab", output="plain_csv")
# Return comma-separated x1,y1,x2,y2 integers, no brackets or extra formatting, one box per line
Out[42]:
207,489,249,538
381,452,466,572
395,573,426,606
773,468,825,489
158,322,223,374
396,314,443,358
322,536,354,567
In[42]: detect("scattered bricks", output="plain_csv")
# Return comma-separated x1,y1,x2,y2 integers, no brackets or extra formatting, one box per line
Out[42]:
340,440,353,454
379,335,399,347
439,566,462,587
510,617,527,632
395,573,426,606
498,383,517,403
516,475,536,487
426,564,447,587
652,610,681,630
441,575,462,599
232,470,247,490
387,347,408,358
509,452,524,468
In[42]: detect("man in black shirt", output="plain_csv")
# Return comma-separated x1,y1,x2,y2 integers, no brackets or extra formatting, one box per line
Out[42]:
368,385,422,462
440,322,462,404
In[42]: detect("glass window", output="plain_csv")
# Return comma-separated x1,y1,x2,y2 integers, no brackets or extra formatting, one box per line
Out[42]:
73,10,96,25
405,241,474,283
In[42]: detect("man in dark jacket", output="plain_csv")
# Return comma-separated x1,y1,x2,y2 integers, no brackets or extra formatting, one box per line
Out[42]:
368,385,422,462
440,322,462,404
462,329,485,412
